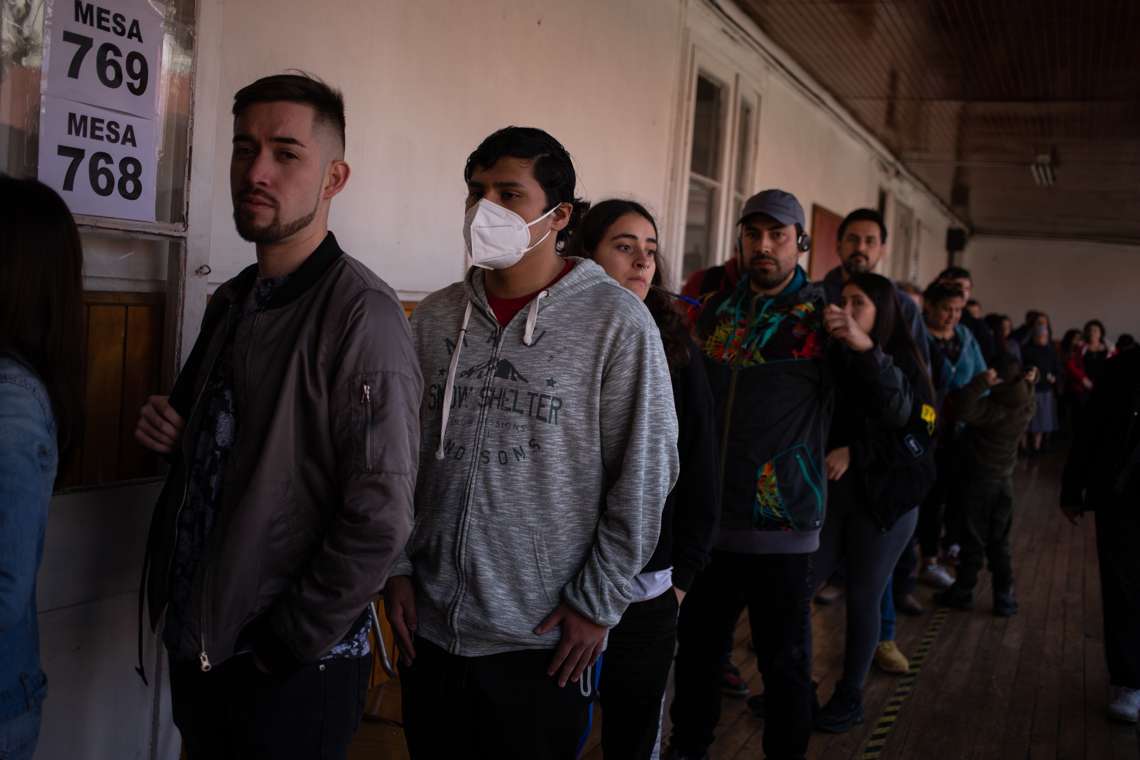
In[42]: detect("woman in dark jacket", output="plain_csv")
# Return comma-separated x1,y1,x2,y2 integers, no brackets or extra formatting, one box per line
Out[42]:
1021,322,1062,452
569,199,719,759
813,273,937,733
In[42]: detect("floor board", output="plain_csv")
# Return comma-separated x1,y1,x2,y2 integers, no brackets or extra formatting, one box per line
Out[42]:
349,451,1140,759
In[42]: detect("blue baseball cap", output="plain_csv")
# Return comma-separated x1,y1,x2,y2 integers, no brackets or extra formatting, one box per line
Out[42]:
738,189,805,228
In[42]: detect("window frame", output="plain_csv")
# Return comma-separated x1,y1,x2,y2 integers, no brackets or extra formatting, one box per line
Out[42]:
667,39,763,286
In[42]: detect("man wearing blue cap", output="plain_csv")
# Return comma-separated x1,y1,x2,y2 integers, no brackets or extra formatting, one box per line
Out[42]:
669,190,869,759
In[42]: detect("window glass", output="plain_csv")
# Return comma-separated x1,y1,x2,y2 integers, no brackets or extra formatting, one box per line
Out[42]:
0,0,196,224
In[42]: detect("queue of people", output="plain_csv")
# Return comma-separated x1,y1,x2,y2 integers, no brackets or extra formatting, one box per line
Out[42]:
1,71,1137,760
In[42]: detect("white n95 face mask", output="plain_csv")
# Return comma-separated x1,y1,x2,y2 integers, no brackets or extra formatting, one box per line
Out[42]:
463,199,560,270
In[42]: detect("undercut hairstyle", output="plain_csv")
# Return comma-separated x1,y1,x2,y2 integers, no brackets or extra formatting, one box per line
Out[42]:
923,280,965,306
0,176,84,453
837,208,887,244
569,199,690,370
465,126,589,247
233,73,346,154
846,272,934,401
937,266,972,283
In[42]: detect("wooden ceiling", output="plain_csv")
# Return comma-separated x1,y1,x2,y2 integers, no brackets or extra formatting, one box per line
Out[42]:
736,0,1140,242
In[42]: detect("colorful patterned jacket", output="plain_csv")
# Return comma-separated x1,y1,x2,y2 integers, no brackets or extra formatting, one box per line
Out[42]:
696,267,834,555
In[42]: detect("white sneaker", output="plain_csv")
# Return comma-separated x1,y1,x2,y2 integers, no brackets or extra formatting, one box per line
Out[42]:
1108,686,1140,723
920,562,955,589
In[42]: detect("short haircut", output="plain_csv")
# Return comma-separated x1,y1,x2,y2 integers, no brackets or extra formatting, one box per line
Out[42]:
464,126,588,246
923,280,965,306
967,299,980,307
938,266,972,282
837,208,887,244
233,73,346,153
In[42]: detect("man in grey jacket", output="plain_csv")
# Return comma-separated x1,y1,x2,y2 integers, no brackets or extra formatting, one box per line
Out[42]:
135,74,422,760
385,127,680,759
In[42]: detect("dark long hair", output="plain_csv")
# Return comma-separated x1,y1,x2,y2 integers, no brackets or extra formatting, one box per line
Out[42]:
0,176,84,451
846,272,934,401
568,199,690,370
464,127,589,249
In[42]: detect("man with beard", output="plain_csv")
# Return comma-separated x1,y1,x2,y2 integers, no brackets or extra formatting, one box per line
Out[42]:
134,74,422,759
670,190,860,760
821,208,930,366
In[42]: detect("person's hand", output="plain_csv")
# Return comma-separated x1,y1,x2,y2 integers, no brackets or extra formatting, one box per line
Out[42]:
535,602,607,687
1025,367,1039,385
674,586,686,606
1082,377,1094,390
1059,502,1081,526
981,368,1001,387
384,575,418,665
135,395,185,454
825,447,851,480
1046,372,1056,384
823,305,874,352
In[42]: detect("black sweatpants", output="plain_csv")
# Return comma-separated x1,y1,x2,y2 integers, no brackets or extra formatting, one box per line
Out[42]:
670,550,814,760
1096,505,1140,688
953,475,1014,594
599,589,679,759
401,636,591,760
169,652,370,760
919,438,965,557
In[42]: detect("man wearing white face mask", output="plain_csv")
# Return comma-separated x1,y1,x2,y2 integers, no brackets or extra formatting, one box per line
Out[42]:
385,126,680,759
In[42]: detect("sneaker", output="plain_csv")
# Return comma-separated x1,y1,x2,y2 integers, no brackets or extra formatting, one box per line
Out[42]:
933,586,974,610
720,662,750,698
874,641,910,674
1107,686,1140,723
895,592,925,616
993,589,1019,617
814,684,865,733
920,561,955,589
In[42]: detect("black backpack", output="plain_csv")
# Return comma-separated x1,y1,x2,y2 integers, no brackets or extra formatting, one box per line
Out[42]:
856,393,939,531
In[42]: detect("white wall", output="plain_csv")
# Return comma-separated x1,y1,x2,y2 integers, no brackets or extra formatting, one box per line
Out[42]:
965,236,1140,340
201,0,686,299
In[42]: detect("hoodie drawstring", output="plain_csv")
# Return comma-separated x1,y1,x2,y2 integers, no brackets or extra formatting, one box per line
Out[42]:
523,290,548,346
436,300,473,460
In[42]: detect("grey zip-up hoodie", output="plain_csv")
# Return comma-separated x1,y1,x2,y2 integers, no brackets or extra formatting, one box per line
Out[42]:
391,258,679,657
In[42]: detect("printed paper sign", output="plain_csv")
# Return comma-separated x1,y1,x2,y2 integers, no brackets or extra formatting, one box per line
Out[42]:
38,95,157,221
41,0,164,117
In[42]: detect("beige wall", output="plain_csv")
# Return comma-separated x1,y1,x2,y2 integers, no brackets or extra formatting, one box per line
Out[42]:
965,236,1140,340
203,0,686,298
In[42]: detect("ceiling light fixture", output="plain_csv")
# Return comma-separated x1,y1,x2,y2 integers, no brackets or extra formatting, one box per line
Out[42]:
1030,152,1055,187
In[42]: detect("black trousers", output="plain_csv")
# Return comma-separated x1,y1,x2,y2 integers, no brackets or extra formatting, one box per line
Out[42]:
401,636,591,760
599,589,679,760
671,550,814,760
919,439,965,557
169,652,370,760
954,475,1014,594
1096,506,1140,688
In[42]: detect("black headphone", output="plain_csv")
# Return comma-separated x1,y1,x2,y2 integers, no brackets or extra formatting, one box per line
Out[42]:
796,230,812,253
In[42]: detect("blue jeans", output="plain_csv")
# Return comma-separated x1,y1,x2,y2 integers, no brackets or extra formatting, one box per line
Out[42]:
880,577,896,641
0,705,42,760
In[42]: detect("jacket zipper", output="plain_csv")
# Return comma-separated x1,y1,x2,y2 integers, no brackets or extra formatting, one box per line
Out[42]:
159,306,235,673
718,295,764,494
362,383,373,471
445,324,506,653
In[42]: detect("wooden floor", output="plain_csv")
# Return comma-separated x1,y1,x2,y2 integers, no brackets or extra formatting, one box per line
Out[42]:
350,451,1139,759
